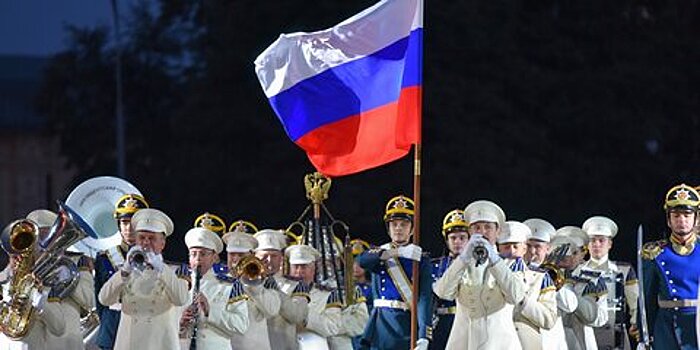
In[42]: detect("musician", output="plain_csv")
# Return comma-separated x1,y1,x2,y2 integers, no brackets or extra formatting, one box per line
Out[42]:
254,229,309,350
356,195,432,350
499,221,557,350
553,227,608,350
581,216,638,350
429,209,468,350
642,184,700,349
523,218,556,269
325,244,370,350
223,229,280,350
349,239,372,350
93,193,148,350
193,212,228,275
287,244,343,348
0,251,67,350
179,227,250,349
522,218,565,350
26,209,97,350
433,200,526,349
98,208,189,350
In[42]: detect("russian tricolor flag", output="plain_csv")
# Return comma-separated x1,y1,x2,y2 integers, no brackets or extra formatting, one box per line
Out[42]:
254,0,423,177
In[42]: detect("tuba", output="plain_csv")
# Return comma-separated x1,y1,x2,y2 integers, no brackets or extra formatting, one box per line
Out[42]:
0,201,97,339
65,176,143,258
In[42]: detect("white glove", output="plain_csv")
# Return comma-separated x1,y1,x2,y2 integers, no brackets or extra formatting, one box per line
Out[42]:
398,244,422,261
414,338,429,350
148,252,165,272
380,249,399,260
481,238,501,265
31,288,50,310
556,284,579,313
459,234,483,263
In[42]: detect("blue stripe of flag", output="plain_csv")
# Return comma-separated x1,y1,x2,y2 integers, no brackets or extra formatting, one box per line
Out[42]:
268,28,423,141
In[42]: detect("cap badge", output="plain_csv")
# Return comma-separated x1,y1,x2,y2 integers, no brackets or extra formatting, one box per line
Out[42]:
393,197,408,209
124,197,138,209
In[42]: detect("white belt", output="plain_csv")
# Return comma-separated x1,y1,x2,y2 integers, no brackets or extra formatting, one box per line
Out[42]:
374,299,409,311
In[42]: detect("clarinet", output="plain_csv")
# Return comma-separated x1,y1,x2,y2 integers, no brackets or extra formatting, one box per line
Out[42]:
189,266,202,350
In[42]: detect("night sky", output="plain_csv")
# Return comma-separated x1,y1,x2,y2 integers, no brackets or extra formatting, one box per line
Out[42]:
4,1,700,265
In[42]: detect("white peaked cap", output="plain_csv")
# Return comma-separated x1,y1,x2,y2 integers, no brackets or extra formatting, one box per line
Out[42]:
222,232,259,253
464,200,506,227
26,209,58,228
254,229,287,251
286,244,321,265
185,227,224,254
582,216,618,239
555,226,589,248
524,218,556,243
131,208,174,237
498,221,531,244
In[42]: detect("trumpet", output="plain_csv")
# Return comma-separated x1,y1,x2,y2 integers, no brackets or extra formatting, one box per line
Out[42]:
127,246,150,272
472,242,488,267
236,255,267,286
537,243,571,290
538,262,566,290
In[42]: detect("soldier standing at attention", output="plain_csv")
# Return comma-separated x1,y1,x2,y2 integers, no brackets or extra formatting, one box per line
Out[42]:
357,195,432,350
429,209,468,350
642,183,700,349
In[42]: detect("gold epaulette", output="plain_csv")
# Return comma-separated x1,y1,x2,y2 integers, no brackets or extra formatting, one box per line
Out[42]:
641,240,667,260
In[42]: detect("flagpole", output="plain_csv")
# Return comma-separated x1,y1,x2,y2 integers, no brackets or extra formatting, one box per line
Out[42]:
410,143,422,349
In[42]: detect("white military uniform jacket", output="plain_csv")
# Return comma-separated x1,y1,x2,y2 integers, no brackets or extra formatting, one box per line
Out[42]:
512,261,558,350
47,267,96,350
179,270,250,350
267,273,310,350
230,278,281,350
0,284,67,350
298,286,342,350
327,291,369,350
434,257,527,350
582,256,638,350
561,266,609,350
98,264,189,350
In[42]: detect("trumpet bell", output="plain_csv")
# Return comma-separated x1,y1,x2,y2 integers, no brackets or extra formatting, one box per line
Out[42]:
236,255,267,286
65,176,143,258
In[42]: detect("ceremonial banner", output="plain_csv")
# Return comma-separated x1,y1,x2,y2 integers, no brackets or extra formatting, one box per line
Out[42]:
254,0,423,176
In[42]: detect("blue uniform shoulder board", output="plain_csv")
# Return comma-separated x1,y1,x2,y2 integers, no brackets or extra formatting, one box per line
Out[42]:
326,289,343,309
77,255,92,271
509,257,525,272
367,248,383,255
212,263,229,275
539,272,556,294
263,276,280,291
216,274,236,283
174,263,191,279
292,281,311,302
622,262,638,283
582,278,608,299
228,278,249,303
47,287,64,302
642,240,667,260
